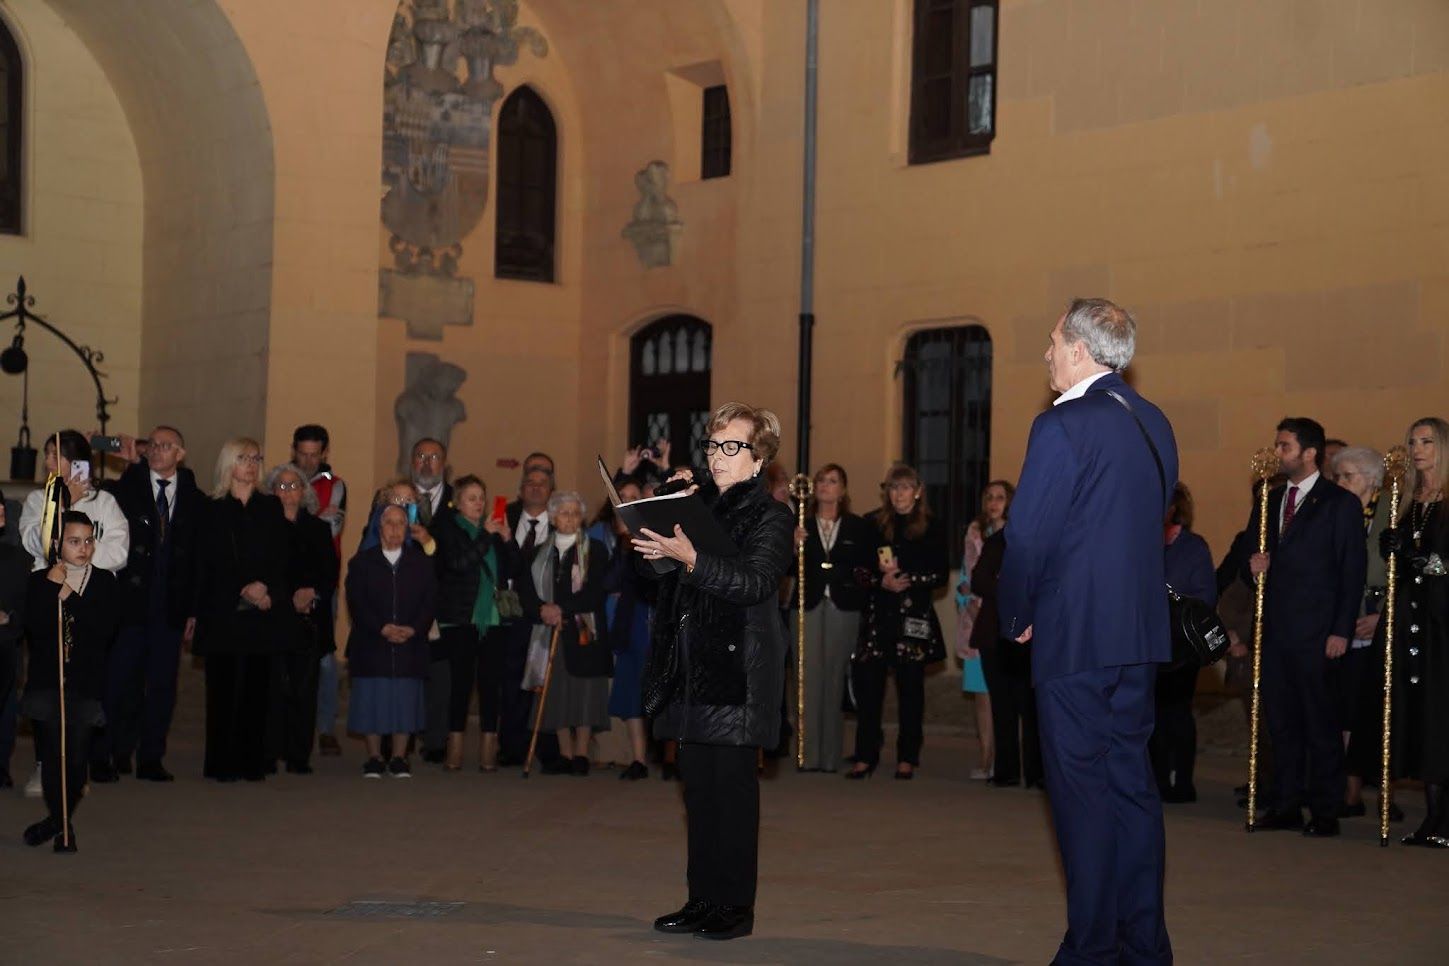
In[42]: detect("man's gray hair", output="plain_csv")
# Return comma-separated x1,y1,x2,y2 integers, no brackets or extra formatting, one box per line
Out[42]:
1333,446,1384,489
1062,298,1136,371
547,490,587,518
263,462,319,514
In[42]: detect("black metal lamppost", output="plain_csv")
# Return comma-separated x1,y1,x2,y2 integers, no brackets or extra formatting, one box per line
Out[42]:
0,275,114,480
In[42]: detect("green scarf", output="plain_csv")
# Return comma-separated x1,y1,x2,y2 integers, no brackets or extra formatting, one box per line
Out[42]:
454,515,499,634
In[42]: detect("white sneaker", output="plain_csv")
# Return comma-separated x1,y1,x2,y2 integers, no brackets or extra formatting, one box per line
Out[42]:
23,763,42,798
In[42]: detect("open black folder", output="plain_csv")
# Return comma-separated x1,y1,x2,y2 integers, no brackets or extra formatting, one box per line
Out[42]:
599,456,737,573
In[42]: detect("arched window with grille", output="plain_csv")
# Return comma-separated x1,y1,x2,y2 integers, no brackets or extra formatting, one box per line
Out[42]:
0,16,24,235
899,325,992,547
630,316,713,465
495,85,556,282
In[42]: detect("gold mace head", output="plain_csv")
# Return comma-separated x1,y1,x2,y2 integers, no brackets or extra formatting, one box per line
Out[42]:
1250,447,1280,481
1384,445,1410,484
787,473,815,501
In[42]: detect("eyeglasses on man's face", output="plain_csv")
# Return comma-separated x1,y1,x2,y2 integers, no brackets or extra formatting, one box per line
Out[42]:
702,439,754,457
150,441,179,453
414,452,443,465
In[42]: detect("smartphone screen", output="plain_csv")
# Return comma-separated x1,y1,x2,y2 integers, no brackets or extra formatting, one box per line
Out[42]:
877,546,895,568
491,495,509,522
68,460,91,484
406,503,419,526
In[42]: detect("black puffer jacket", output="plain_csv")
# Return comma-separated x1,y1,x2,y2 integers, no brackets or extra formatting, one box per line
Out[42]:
643,476,794,748
430,513,517,627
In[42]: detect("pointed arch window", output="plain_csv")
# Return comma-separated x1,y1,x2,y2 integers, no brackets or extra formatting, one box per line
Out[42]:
630,316,713,463
0,17,24,235
495,85,557,282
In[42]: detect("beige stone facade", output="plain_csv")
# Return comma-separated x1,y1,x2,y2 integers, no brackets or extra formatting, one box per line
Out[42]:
0,0,1445,557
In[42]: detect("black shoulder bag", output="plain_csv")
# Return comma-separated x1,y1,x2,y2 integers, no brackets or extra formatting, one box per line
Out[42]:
1106,390,1230,669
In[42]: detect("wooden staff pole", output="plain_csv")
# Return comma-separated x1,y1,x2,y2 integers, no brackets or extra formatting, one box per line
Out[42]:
1245,448,1279,831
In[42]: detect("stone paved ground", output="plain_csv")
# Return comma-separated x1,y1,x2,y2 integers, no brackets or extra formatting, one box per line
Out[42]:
0,665,1442,965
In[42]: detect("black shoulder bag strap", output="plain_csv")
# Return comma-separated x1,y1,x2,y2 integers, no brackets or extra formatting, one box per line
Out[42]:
1105,389,1167,513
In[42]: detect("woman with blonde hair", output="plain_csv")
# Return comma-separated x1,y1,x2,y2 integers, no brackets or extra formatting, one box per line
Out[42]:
1376,417,1449,847
635,401,794,939
193,438,293,782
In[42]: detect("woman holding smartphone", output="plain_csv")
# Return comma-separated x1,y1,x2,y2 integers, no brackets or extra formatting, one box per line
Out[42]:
848,462,949,780
19,430,130,573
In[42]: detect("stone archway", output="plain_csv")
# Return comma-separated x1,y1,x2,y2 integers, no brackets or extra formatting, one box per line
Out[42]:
43,0,274,466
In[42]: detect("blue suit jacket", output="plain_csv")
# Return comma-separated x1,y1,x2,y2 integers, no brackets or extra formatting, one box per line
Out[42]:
1240,480,1365,651
998,372,1178,683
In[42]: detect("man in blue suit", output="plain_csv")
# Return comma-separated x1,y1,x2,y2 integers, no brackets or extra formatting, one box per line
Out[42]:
999,298,1176,965
1242,417,1365,837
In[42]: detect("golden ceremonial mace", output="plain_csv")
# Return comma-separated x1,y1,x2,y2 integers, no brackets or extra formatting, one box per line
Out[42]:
789,473,814,770
1378,446,1409,846
1245,448,1279,832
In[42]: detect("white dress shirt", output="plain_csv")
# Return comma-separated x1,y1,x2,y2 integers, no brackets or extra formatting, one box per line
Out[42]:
150,469,178,519
1278,471,1319,535
1053,370,1112,406
514,511,549,546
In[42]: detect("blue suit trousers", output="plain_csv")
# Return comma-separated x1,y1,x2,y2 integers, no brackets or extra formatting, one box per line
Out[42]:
1037,663,1171,965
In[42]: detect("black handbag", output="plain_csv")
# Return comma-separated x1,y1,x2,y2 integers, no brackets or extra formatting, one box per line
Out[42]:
1107,390,1230,669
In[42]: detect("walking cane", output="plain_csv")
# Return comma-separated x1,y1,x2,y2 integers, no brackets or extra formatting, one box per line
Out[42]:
521,625,562,778
788,474,814,770
1379,446,1409,846
1245,448,1279,832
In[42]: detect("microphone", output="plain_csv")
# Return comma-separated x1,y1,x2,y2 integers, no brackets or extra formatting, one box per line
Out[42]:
654,472,698,497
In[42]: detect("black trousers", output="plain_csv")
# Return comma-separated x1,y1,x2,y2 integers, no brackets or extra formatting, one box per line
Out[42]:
204,652,271,781
980,643,1042,785
267,649,319,768
446,625,507,733
35,709,94,830
97,622,184,766
1150,664,1199,794
852,659,925,767
679,743,760,907
1262,643,1343,819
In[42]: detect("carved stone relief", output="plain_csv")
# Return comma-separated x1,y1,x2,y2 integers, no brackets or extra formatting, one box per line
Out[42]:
396,352,468,473
380,0,546,339
621,160,683,268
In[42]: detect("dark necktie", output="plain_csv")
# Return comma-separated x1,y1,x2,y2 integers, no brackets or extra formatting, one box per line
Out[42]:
1282,485,1299,533
418,491,433,526
521,518,538,556
156,478,171,541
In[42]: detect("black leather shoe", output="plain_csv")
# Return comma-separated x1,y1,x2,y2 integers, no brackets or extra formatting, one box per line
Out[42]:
1255,809,1304,831
894,764,915,781
654,899,712,934
845,763,876,780
90,762,119,784
136,761,175,782
24,816,58,847
619,761,648,781
1303,816,1340,837
421,749,446,765
571,756,590,776
660,762,680,781
53,827,78,853
1162,784,1197,804
693,904,753,941
1339,801,1367,818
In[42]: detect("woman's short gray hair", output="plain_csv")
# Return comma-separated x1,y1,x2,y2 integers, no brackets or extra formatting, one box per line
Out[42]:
547,490,587,518
1062,297,1136,371
263,462,319,514
1333,446,1384,489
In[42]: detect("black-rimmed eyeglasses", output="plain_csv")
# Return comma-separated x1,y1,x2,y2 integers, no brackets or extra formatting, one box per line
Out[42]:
701,440,754,457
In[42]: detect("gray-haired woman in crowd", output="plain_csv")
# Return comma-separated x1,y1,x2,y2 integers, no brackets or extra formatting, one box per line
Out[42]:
262,463,338,775
517,491,611,776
